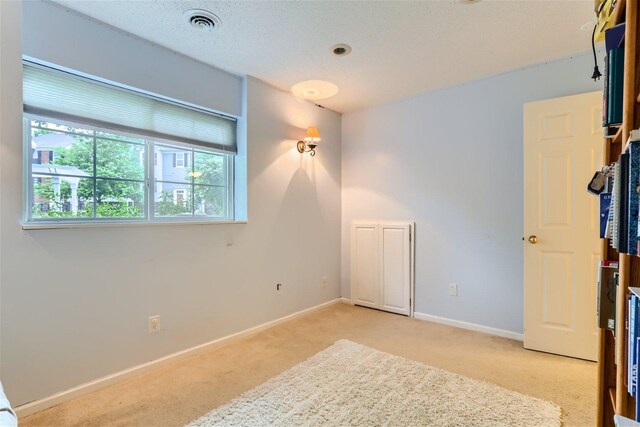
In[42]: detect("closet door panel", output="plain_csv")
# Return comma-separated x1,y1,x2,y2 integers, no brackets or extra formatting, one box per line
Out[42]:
351,224,380,308
380,224,411,315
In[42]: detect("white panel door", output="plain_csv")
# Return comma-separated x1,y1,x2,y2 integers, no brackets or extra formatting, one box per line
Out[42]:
523,91,602,361
380,224,411,315
352,223,380,309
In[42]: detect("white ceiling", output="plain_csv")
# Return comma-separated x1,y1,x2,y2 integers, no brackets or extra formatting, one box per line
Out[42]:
53,0,596,113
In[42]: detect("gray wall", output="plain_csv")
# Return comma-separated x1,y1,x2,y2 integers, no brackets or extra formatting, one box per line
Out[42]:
2,2,342,406
342,53,603,334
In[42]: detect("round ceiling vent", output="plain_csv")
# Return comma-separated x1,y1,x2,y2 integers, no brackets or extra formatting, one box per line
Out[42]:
183,9,222,32
331,44,352,56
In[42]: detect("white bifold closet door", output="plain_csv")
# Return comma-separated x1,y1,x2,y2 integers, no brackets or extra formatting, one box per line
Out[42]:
351,222,413,316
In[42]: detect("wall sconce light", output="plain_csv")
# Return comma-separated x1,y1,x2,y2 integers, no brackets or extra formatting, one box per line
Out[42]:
297,126,321,156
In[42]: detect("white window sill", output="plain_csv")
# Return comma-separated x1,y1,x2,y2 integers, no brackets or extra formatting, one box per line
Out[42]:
22,220,247,230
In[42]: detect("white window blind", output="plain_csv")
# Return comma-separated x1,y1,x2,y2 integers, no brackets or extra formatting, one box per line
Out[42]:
23,63,237,154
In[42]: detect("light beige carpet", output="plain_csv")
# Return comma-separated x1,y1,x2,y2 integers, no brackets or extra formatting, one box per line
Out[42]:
187,339,561,427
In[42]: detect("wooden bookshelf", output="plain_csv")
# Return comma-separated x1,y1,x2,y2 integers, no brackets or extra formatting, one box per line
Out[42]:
597,1,640,426
614,126,623,144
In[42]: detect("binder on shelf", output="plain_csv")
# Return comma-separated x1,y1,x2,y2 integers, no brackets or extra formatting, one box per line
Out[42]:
629,294,638,396
614,272,619,338
619,152,630,253
601,192,612,239
603,23,624,127
629,142,640,255
598,260,618,330
608,46,625,126
603,50,610,128
611,161,621,250
637,341,640,421
605,22,626,52
628,288,640,398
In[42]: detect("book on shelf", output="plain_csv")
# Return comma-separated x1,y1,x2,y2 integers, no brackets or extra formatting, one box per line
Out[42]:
598,260,618,330
608,46,625,126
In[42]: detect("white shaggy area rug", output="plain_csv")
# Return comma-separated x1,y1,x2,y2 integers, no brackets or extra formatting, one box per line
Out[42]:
188,340,561,427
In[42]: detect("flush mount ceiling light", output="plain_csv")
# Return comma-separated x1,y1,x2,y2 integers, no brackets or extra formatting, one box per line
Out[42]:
332,44,352,56
291,80,339,101
458,0,481,3
183,9,222,32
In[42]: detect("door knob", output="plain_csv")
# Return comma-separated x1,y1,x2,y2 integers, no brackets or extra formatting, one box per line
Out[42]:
528,235,538,244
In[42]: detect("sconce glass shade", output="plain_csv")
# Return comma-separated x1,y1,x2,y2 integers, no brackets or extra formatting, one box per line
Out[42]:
303,126,321,143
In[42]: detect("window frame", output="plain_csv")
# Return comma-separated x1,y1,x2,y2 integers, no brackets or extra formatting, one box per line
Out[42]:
23,114,235,226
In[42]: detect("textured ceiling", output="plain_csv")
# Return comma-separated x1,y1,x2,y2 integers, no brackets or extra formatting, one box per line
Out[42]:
53,0,596,113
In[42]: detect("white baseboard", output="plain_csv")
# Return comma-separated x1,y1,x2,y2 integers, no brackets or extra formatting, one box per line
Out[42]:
339,297,353,305
15,298,342,418
413,312,524,342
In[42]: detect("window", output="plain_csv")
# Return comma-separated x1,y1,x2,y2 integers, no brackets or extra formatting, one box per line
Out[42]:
174,152,186,168
23,62,237,224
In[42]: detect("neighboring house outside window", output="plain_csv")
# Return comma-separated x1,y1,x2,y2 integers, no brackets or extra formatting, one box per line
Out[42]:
173,189,188,206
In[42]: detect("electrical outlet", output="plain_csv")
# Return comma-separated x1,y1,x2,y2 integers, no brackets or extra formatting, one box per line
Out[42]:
449,283,458,296
321,277,327,287
276,283,283,293
148,315,161,333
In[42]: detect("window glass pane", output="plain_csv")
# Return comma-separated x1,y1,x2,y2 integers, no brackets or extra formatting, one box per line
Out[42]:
193,151,225,187
95,130,144,144
31,175,94,219
96,139,145,180
31,119,93,136
31,127,93,177
193,185,226,217
154,144,191,184
154,183,192,217
95,179,145,218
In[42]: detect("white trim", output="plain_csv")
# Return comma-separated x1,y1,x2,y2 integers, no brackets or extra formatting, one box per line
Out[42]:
15,298,342,418
339,297,354,305
409,222,415,318
22,220,248,230
413,312,524,342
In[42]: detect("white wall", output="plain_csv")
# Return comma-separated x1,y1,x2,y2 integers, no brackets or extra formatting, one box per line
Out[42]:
342,53,603,334
2,2,341,406
0,0,25,384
